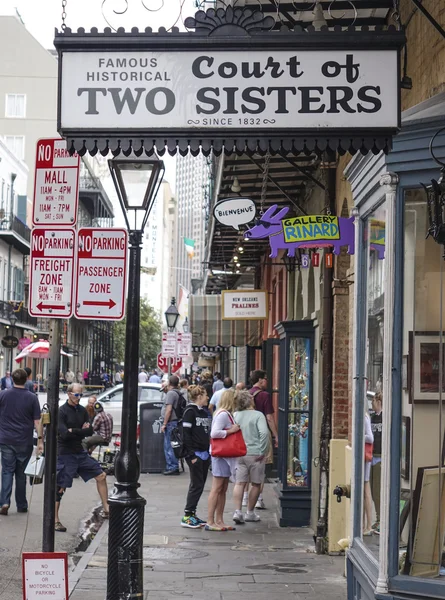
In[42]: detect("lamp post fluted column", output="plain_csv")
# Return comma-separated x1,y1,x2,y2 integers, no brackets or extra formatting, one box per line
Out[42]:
107,230,146,600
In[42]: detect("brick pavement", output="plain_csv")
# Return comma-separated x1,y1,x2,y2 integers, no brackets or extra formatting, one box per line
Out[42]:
69,472,347,600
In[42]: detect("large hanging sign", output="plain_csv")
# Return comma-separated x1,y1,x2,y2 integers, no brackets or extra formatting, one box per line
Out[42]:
213,197,256,230
54,8,404,156
245,205,355,256
222,290,268,320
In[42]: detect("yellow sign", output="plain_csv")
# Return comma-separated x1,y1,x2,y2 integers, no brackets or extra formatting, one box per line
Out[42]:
282,215,340,243
370,219,385,246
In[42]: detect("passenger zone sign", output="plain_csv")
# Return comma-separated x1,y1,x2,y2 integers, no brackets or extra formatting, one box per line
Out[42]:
74,228,128,320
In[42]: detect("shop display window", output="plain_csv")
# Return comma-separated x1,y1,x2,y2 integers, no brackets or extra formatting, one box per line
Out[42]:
401,189,445,580
286,337,311,488
360,202,386,559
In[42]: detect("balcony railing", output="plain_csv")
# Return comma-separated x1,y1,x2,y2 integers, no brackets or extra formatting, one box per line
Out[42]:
0,212,31,242
0,212,31,254
0,300,38,329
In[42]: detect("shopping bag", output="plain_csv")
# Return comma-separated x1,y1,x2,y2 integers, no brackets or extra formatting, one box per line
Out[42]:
211,430,247,458
24,454,45,479
365,443,373,463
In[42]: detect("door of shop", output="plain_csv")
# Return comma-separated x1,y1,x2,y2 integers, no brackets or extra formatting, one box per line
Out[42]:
263,338,280,478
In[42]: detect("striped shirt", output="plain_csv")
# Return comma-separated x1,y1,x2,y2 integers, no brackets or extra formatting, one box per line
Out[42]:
92,411,113,442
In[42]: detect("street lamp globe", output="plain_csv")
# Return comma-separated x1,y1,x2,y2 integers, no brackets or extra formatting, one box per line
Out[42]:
108,156,165,232
9,312,18,328
165,297,180,331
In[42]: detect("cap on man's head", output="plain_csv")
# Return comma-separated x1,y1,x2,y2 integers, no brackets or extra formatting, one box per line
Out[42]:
94,402,104,413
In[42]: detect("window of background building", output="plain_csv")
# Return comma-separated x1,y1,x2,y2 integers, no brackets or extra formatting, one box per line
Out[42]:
5,136,25,160
5,94,26,118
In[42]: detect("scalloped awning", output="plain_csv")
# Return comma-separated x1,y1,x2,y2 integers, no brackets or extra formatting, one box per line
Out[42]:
66,135,392,157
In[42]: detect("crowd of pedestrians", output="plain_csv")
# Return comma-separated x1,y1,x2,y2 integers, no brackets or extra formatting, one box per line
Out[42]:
159,369,278,530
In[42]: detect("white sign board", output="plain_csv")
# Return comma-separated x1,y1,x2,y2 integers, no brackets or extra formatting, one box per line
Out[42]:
32,139,80,226
75,228,127,320
59,50,398,131
162,332,177,357
29,229,75,318
177,332,192,357
213,198,256,230
222,289,268,320
22,552,68,600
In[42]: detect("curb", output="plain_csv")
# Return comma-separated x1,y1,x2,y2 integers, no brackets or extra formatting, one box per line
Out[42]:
68,520,109,597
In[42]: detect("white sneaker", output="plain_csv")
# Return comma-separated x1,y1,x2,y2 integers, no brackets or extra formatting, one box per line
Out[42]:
242,494,248,506
233,510,245,524
245,512,261,522
255,498,266,510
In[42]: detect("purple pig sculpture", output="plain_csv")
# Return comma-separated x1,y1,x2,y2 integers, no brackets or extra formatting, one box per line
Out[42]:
244,205,355,257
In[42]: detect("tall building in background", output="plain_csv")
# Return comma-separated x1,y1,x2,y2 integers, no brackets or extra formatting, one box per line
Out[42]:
141,181,176,315
174,154,210,295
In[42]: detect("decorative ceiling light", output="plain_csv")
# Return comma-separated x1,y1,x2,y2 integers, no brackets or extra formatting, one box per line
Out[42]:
233,255,238,261
238,246,244,253
236,262,241,267
231,177,241,193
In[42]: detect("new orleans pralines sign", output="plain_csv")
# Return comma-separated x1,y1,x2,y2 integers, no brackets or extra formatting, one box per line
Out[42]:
59,50,398,131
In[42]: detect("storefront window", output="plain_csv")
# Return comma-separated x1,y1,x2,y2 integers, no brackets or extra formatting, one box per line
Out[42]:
286,337,310,488
401,189,445,579
362,202,386,557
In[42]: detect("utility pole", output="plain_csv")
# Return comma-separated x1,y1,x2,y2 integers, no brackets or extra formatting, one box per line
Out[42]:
42,318,62,552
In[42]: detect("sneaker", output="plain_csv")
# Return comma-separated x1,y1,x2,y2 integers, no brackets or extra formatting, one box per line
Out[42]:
181,515,201,529
373,524,380,535
233,510,245,524
371,521,380,531
193,515,207,527
255,498,266,510
245,512,261,522
163,469,180,476
242,494,248,507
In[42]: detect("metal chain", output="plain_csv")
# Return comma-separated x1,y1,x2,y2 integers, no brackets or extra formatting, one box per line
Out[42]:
391,0,401,28
260,151,271,215
61,0,67,31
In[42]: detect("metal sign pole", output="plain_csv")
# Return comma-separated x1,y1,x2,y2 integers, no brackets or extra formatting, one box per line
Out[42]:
42,318,62,552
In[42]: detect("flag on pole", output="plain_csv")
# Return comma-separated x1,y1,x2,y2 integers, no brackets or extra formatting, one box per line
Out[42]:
184,238,195,258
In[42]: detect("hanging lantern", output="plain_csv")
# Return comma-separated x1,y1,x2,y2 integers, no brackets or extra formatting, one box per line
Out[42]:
422,128,445,255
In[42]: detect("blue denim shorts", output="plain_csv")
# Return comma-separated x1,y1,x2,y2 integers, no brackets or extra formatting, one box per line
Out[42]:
57,452,103,488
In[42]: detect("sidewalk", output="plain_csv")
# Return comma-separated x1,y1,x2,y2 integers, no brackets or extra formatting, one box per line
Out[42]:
69,473,347,600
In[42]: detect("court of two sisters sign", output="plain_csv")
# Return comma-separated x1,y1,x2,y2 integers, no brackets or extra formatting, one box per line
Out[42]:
54,6,405,157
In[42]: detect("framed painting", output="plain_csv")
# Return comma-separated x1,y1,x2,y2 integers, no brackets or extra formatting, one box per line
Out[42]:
409,332,445,403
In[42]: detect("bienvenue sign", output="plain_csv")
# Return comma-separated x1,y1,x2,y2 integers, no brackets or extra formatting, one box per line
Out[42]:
222,290,268,320
59,50,398,131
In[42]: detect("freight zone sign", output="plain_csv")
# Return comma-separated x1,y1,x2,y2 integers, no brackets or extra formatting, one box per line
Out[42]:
29,229,75,318
32,138,80,226
75,228,127,320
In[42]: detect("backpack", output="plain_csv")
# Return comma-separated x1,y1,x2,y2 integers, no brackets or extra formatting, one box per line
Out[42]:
170,405,193,459
172,389,187,421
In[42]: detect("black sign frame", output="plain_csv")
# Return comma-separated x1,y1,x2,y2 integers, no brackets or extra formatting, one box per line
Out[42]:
54,6,405,157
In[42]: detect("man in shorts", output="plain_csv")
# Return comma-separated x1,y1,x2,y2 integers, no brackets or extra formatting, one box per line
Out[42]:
55,383,109,532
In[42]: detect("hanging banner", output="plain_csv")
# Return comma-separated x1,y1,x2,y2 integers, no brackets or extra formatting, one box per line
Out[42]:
222,290,268,320
245,205,355,256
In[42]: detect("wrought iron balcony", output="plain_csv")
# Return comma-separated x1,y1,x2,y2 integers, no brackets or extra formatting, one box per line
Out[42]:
0,300,38,329
0,212,31,254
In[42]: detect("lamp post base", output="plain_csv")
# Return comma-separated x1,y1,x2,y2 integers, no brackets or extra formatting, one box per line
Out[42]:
106,482,147,600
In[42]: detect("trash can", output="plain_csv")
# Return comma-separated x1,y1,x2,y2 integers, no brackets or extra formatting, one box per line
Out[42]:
139,401,165,473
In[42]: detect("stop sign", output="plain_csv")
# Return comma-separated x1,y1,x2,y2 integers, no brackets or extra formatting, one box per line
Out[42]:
157,353,182,373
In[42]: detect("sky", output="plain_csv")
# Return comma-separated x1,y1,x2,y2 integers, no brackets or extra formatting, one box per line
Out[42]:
0,0,201,194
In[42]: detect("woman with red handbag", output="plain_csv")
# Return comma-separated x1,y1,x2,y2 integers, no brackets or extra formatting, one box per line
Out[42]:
363,408,374,536
206,390,246,532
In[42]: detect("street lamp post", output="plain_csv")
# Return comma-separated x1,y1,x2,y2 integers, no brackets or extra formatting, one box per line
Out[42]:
164,298,179,376
107,155,164,600
9,311,18,373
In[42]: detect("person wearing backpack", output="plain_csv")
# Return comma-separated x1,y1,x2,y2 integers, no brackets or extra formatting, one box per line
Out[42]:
180,385,211,528
161,375,186,475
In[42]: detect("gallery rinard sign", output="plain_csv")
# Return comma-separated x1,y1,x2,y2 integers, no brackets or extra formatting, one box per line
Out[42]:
59,50,398,131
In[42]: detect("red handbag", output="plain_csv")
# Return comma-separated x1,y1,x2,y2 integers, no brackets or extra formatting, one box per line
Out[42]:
365,442,373,463
211,412,247,458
